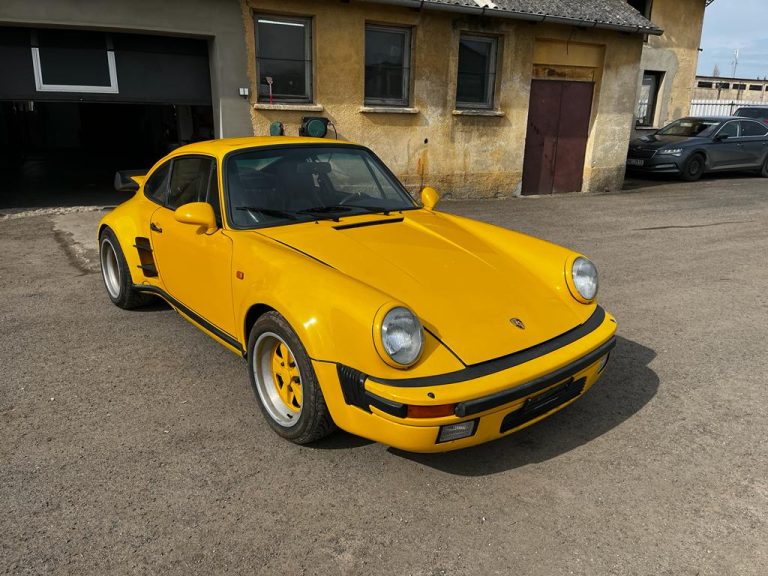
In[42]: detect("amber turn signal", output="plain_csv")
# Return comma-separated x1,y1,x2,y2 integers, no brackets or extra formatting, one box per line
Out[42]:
406,404,455,418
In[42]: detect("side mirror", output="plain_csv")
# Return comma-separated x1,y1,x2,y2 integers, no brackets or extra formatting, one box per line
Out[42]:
714,133,729,141
420,186,440,210
174,202,217,232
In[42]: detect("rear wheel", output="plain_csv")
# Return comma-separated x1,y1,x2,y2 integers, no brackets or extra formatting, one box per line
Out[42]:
99,228,152,309
247,311,335,444
680,154,705,181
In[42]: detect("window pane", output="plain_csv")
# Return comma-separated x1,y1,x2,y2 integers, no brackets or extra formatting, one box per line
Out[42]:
256,18,309,101
168,157,212,210
456,37,495,107
740,121,767,136
365,28,408,103
144,162,170,205
636,71,663,126
719,122,739,138
37,29,111,86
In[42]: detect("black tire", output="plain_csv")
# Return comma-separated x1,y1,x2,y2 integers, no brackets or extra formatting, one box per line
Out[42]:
760,155,768,178
247,311,335,444
680,154,705,181
98,227,152,309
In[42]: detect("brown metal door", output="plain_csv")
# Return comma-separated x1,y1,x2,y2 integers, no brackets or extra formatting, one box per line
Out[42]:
522,80,593,195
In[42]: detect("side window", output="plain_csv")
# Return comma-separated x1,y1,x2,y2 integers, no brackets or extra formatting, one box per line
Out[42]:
206,163,222,227
740,120,768,137
456,34,499,110
144,162,170,205
718,122,740,138
168,157,214,210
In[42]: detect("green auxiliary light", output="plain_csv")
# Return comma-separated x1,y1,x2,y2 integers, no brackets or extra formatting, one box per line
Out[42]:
269,121,284,136
299,116,329,138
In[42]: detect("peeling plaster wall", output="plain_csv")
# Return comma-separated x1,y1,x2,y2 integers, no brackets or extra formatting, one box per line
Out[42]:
638,0,706,128
242,0,643,197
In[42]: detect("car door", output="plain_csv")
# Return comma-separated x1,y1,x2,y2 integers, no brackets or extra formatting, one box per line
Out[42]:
737,120,768,166
149,155,236,339
709,120,743,169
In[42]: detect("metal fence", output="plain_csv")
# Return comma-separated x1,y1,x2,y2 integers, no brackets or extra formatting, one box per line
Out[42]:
689,99,761,116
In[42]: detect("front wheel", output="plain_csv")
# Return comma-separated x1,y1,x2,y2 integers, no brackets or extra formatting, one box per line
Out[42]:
680,154,705,181
760,155,768,178
247,311,335,444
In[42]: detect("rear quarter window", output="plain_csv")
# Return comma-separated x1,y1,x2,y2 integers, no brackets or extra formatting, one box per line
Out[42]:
144,162,171,205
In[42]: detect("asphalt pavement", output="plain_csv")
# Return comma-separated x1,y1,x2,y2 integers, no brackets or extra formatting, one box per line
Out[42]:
1,176,767,575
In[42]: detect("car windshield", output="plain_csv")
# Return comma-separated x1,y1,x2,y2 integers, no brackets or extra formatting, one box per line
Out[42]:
657,118,720,137
225,145,417,228
735,108,768,119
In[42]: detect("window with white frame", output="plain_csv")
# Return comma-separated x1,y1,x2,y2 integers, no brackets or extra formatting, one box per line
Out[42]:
32,29,119,93
455,34,498,109
254,15,313,103
364,25,411,106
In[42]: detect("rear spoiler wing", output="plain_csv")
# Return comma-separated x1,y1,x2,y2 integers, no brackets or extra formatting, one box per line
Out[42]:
114,169,148,192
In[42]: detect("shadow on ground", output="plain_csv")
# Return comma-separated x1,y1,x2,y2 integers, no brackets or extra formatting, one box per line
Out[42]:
387,335,658,475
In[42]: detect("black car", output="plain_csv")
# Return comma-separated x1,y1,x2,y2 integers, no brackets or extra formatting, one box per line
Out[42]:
626,116,768,181
734,106,768,125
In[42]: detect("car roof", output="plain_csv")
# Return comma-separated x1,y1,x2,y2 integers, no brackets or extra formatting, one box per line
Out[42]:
167,136,359,157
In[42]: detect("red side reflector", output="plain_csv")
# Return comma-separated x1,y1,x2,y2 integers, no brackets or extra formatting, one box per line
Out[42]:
407,404,456,418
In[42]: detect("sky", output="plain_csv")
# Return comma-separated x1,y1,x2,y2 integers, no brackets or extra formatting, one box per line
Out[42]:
697,0,768,79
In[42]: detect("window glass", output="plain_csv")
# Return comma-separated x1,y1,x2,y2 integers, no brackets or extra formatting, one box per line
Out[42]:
365,26,410,106
168,157,213,210
739,121,768,136
225,146,416,229
735,108,768,119
255,16,312,103
636,71,663,126
456,35,497,109
657,118,719,137
718,121,739,138
144,162,170,205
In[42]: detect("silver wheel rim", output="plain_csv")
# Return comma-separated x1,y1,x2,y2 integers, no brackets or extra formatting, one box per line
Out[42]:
100,238,121,299
253,332,303,428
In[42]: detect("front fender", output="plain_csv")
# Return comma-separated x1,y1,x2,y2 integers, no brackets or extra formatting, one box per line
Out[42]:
232,234,464,380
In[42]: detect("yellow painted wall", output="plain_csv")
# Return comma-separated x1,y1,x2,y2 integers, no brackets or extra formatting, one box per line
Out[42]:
241,0,643,197
639,0,706,127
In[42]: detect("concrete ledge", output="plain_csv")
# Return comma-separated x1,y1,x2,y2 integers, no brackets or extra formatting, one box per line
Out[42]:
254,103,324,112
359,106,420,114
452,109,505,117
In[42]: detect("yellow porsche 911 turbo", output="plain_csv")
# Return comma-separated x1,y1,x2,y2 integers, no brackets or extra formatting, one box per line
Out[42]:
98,136,616,452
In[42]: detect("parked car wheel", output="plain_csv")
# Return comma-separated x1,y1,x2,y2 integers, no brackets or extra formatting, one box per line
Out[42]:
247,311,336,444
99,228,152,309
760,155,768,178
680,154,705,181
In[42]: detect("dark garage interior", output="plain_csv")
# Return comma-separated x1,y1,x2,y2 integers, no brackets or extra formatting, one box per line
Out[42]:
0,27,215,211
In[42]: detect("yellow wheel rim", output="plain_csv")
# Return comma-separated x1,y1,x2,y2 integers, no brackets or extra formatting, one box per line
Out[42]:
269,341,302,412
253,332,304,428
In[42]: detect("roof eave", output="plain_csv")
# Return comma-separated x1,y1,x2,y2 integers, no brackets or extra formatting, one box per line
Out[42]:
360,0,664,36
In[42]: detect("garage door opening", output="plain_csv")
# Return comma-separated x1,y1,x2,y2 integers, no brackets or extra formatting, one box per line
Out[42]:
0,101,213,209
0,27,215,211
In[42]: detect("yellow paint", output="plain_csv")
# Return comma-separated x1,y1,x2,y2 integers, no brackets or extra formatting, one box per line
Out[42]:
240,0,645,196
98,137,616,452
271,340,302,412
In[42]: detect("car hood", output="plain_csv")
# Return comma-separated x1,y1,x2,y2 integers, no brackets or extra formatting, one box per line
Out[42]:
257,210,588,366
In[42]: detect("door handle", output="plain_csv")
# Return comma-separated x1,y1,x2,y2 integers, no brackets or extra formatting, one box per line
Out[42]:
150,222,163,233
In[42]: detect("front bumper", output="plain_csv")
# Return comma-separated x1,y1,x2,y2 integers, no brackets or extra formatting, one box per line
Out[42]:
626,156,684,174
315,307,617,453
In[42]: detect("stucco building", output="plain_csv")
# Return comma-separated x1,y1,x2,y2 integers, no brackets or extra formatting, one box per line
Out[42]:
632,0,711,134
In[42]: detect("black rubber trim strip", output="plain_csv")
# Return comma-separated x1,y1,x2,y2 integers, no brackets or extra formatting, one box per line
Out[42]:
333,217,404,231
365,390,408,418
368,306,608,388
133,285,246,356
499,377,586,433
454,337,615,417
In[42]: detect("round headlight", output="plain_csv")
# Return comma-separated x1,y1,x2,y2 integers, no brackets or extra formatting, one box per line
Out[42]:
572,257,598,301
380,307,423,366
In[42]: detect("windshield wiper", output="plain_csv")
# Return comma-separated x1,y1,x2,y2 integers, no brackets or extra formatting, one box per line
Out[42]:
297,204,394,218
236,206,299,220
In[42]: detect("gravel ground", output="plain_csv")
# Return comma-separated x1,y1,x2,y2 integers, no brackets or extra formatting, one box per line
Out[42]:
1,177,767,575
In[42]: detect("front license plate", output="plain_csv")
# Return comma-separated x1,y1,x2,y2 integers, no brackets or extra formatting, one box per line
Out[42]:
499,377,586,433
627,158,645,167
